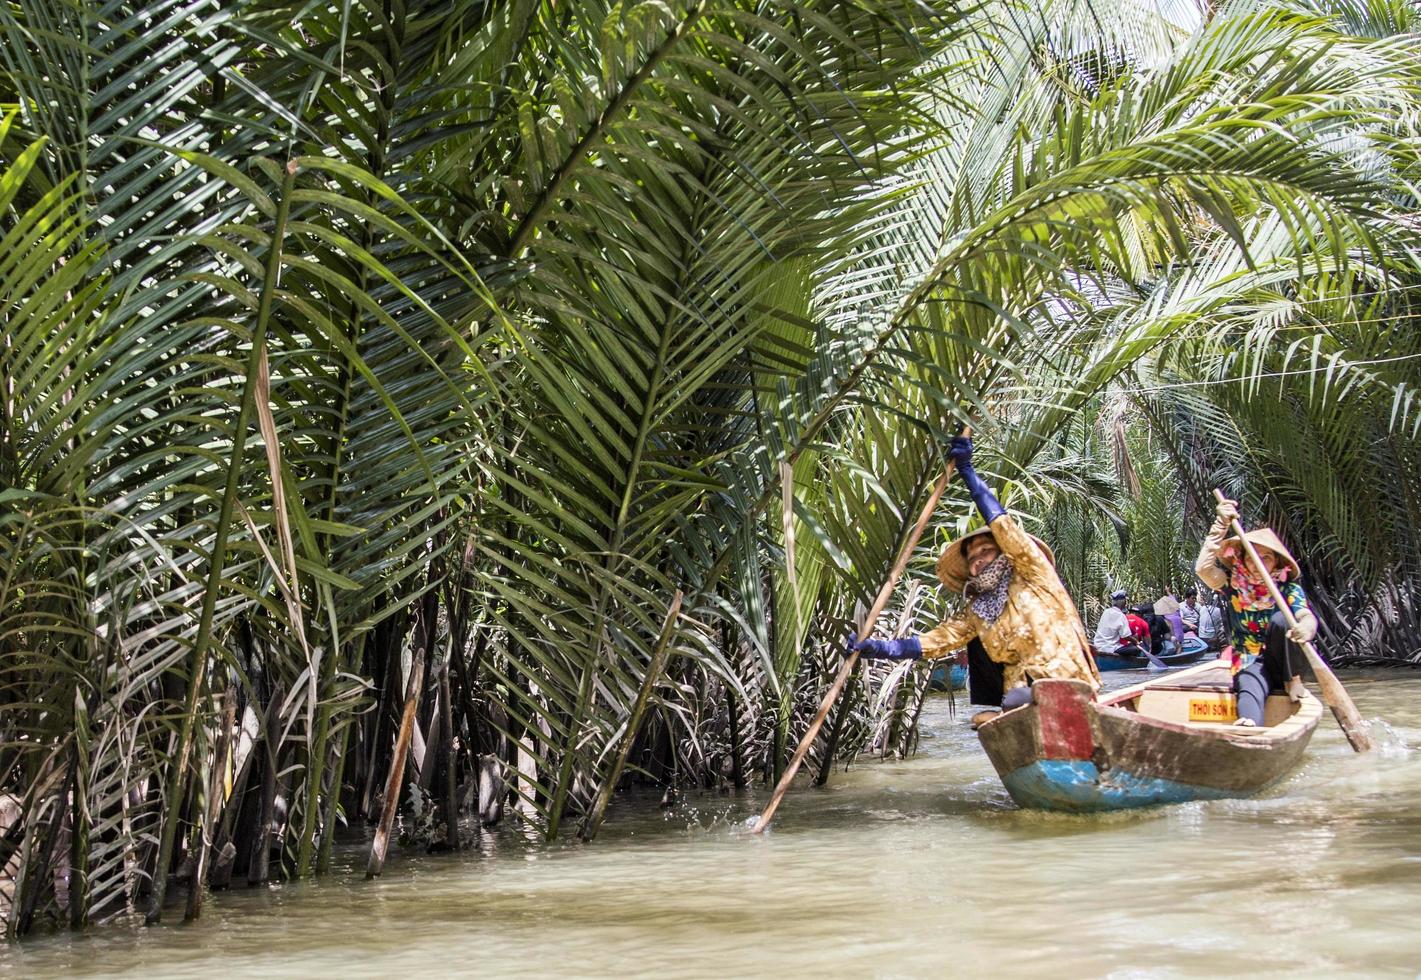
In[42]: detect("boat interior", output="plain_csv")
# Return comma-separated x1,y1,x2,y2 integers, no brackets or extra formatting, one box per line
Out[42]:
1099,660,1310,732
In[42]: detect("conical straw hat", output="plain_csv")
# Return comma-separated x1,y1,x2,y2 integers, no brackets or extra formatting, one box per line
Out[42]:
1219,527,1301,580
936,525,1055,593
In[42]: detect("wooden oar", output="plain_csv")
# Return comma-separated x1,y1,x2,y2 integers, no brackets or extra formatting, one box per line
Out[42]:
751,435,968,834
1212,489,1371,753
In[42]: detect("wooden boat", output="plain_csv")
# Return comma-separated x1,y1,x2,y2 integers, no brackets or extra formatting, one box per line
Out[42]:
976,660,1321,812
928,661,968,692
1093,636,1210,672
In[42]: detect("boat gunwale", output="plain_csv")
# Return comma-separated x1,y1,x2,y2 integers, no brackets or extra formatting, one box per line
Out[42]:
1094,689,1323,743
1098,659,1227,706
977,667,1323,761
977,682,1321,747
1091,658,1324,743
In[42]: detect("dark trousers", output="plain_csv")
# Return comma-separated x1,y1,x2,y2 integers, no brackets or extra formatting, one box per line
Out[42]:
966,639,1037,710
966,638,1004,707
1233,612,1303,725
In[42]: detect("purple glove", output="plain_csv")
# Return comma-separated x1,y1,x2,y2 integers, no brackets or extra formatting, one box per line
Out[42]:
847,635,923,661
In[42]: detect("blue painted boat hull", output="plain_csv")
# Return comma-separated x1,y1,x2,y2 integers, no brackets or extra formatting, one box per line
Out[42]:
999,759,1240,812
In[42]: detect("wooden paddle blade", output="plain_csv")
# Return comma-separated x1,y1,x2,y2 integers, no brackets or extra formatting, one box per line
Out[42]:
1314,658,1372,752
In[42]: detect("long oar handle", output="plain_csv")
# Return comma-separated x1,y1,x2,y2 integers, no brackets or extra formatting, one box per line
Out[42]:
751,434,968,834
1212,490,1371,753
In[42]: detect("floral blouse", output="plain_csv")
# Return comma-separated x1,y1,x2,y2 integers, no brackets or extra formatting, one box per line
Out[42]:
1225,580,1311,666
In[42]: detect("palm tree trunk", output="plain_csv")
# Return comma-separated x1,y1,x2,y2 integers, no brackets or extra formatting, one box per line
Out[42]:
366,590,436,878
148,161,298,922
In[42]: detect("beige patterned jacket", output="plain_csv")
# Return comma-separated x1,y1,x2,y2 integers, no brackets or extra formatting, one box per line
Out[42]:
918,514,1101,693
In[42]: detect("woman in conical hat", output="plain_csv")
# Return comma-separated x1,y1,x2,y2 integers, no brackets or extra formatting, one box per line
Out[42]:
932,525,1054,593
845,436,1100,725
1195,498,1316,727
1153,594,1183,652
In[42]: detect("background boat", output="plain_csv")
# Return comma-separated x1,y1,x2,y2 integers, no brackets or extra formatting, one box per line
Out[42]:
928,661,968,692
1094,636,1210,671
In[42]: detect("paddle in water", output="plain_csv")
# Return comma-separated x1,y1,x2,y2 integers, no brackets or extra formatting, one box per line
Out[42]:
751,431,969,834
1212,489,1371,753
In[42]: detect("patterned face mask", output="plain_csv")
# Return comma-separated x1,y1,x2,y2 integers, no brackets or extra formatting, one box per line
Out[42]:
964,553,1013,624
1229,559,1286,611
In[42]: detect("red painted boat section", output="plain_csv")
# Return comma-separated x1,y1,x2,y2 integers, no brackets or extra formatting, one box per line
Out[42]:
1035,681,1094,760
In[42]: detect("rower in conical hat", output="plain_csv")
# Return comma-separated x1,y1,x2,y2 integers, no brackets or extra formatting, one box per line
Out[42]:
1196,498,1315,727
845,436,1100,726
933,525,1054,593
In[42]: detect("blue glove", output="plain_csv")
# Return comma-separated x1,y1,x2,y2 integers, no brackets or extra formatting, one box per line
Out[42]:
948,436,1005,525
946,435,975,470
847,635,923,661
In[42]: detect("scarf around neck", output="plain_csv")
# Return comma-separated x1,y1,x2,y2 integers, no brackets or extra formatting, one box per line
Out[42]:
964,553,1013,624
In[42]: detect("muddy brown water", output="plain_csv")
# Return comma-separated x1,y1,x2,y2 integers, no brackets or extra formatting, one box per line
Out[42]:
5,670,1421,977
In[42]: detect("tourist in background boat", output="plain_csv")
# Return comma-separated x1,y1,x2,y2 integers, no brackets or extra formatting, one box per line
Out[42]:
1127,603,1173,667
1154,593,1184,654
1196,593,1225,650
1093,590,1136,654
1179,589,1201,634
846,436,1101,726
1125,605,1152,653
1095,590,1161,666
1195,497,1315,727
1132,603,1167,654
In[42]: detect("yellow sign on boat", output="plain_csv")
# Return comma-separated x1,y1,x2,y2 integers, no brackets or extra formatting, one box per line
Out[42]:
1189,697,1237,723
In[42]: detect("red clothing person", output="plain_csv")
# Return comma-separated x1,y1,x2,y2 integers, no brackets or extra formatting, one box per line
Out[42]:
1126,613,1151,651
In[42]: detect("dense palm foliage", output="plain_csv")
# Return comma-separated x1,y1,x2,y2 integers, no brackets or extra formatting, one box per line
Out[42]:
3,0,1420,937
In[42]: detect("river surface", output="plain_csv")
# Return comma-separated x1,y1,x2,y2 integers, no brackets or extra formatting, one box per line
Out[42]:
5,670,1421,978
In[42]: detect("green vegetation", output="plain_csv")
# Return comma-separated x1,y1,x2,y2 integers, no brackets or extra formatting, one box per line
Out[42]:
2,0,1419,936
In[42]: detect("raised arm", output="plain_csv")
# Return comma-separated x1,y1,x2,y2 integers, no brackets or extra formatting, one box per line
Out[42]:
947,436,1051,578
948,435,1005,528
1195,496,1237,591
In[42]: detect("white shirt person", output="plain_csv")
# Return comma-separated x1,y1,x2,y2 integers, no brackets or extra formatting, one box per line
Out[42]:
1093,591,1132,650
